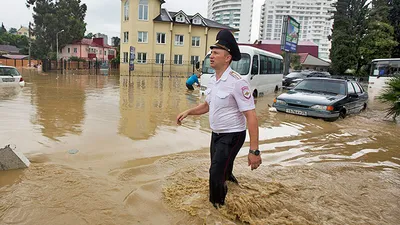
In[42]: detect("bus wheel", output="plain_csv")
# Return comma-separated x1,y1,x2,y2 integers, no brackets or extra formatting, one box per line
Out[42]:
253,90,258,98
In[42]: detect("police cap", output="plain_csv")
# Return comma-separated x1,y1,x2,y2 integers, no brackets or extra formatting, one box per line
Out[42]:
210,29,241,61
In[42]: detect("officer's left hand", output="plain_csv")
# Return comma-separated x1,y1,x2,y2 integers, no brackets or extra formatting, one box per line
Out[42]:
248,154,262,170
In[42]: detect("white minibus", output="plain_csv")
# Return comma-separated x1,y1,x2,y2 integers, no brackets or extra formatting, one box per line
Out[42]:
200,45,284,97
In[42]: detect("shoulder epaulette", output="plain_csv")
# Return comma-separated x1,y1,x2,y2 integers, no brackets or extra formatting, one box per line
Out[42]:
229,70,241,80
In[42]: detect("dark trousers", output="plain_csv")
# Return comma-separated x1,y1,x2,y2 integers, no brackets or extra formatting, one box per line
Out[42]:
186,83,194,90
209,130,246,205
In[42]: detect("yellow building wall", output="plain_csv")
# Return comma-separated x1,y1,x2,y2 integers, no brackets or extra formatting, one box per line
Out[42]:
119,0,230,75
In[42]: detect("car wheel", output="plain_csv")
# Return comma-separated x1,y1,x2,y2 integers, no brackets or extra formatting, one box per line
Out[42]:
361,103,367,111
339,109,347,119
324,117,339,122
253,90,258,98
274,86,279,93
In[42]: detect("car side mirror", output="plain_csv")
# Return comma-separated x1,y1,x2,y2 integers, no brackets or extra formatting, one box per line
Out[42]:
349,93,358,98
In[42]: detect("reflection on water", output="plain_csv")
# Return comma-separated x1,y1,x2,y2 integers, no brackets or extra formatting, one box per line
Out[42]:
118,76,207,140
0,70,399,225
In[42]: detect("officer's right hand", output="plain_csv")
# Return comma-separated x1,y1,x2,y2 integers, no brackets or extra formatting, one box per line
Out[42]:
176,111,189,125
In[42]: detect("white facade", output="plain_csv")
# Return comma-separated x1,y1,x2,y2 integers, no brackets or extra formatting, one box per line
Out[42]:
208,0,253,43
259,0,335,60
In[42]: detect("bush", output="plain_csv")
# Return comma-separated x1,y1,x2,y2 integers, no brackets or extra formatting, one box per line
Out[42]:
378,74,400,120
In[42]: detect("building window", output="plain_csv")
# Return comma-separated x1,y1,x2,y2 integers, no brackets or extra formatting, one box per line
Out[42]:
155,53,165,64
123,52,128,63
124,32,129,43
124,0,129,21
100,50,102,55
175,35,184,46
174,54,183,65
176,14,185,23
192,36,200,47
68,48,70,53
138,31,148,43
74,48,77,53
156,33,166,44
191,55,199,64
138,0,148,20
192,17,201,25
104,50,107,55
137,52,147,63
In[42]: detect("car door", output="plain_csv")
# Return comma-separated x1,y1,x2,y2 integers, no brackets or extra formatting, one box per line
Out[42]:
345,82,358,114
352,81,368,111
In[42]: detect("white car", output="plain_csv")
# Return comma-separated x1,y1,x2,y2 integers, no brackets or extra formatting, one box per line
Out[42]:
0,65,25,87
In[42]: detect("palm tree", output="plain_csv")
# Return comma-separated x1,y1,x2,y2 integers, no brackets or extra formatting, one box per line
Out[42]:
378,74,400,120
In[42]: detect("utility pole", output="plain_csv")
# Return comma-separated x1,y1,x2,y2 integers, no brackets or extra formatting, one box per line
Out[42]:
28,22,32,67
56,29,64,70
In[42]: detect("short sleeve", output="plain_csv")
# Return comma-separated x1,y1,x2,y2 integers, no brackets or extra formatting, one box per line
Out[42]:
232,79,255,112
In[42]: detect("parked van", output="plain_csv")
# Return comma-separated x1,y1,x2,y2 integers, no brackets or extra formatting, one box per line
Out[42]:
199,45,284,97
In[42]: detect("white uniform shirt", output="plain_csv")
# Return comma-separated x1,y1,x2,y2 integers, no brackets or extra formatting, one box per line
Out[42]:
205,66,255,133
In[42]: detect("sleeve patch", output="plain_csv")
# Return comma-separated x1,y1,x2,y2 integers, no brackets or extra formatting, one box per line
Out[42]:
241,86,251,99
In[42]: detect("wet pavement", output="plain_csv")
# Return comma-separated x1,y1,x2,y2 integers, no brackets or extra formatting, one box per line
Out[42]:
0,69,399,225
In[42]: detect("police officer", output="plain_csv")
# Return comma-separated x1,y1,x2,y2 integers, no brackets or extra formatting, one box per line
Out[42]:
176,29,262,208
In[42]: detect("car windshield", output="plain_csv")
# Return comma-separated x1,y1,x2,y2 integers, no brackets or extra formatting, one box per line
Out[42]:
202,53,251,75
293,79,346,95
285,72,303,78
0,67,20,76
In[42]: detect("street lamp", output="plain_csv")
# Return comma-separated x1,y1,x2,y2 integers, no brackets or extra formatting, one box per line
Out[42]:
56,29,65,68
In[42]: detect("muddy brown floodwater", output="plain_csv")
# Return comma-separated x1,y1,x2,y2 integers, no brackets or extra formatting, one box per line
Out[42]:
0,69,399,225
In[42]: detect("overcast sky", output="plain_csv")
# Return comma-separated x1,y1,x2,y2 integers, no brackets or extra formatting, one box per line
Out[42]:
0,0,264,44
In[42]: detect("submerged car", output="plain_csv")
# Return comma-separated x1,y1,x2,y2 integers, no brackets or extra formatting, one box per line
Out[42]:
273,78,368,121
0,65,25,86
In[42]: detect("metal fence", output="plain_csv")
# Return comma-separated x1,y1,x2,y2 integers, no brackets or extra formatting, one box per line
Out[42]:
120,59,200,77
40,59,119,72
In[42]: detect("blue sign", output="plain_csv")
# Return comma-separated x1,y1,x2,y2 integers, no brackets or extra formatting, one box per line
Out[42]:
129,46,135,71
281,16,300,53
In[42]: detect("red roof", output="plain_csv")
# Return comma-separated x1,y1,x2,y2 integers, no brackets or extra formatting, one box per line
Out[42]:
72,38,115,49
298,53,308,64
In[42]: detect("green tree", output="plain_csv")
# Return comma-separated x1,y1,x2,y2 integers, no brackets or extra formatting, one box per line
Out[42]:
26,0,87,59
360,0,397,71
330,0,370,74
111,36,120,47
85,32,93,39
389,0,400,57
0,23,7,35
378,74,400,120
8,27,18,34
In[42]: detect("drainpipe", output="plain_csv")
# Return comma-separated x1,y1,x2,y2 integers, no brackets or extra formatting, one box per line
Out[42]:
169,22,173,69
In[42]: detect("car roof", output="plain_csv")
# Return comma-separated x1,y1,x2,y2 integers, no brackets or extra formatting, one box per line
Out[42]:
303,77,348,82
0,65,17,69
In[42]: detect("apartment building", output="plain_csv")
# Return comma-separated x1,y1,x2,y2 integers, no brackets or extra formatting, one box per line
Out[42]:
120,0,236,73
259,0,335,60
207,0,253,43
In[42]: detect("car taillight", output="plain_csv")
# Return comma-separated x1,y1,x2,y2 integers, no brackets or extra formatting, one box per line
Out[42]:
19,77,24,82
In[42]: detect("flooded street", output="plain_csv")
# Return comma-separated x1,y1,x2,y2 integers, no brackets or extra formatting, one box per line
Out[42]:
1,70,399,225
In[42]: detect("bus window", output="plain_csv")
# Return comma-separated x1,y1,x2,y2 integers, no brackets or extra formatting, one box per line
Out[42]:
267,57,274,74
260,55,268,74
201,53,251,75
251,55,259,75
274,58,281,74
371,60,400,77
